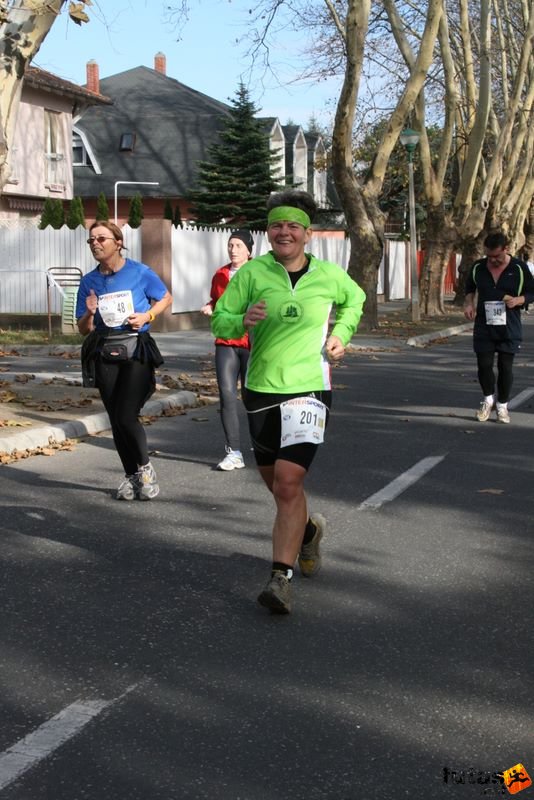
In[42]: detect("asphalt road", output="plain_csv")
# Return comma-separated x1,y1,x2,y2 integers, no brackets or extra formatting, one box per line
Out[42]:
1,330,533,800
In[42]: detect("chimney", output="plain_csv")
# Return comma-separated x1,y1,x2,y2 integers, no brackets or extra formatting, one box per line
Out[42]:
86,60,99,94
154,52,166,75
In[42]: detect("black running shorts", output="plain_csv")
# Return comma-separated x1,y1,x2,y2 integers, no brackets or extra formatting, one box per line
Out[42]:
243,388,332,470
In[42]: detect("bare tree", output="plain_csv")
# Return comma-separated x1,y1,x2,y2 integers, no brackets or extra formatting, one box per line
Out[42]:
243,0,443,328
0,0,90,190
379,0,534,312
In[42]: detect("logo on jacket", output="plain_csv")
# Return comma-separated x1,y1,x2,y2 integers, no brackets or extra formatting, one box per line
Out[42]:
279,300,303,323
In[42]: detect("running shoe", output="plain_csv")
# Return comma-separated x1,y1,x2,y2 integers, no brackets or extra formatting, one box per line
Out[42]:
136,462,160,500
257,572,292,614
216,448,245,471
496,405,510,424
476,400,493,422
116,475,137,501
298,513,326,577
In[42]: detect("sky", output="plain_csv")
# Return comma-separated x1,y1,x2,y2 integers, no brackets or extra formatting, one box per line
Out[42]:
35,0,340,128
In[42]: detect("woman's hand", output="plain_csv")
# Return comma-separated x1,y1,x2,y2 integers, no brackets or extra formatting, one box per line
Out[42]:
244,300,267,328
200,303,213,316
86,288,98,316
127,311,151,330
325,335,345,361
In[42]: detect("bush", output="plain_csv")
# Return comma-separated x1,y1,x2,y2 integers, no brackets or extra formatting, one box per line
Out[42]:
39,198,65,229
128,193,144,228
96,192,110,221
65,196,86,229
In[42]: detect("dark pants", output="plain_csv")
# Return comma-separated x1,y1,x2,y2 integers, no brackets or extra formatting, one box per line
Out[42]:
95,357,153,475
215,344,249,451
476,351,515,403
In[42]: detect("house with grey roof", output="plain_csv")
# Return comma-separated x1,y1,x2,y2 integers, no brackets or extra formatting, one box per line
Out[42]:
73,54,330,224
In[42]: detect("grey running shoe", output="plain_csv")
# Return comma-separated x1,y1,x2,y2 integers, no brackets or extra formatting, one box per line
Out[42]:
257,572,292,614
217,448,245,471
476,400,493,422
116,475,136,501
136,462,160,500
298,513,326,577
496,405,510,424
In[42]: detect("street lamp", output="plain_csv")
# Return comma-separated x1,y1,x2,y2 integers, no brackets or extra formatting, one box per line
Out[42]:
399,127,420,322
114,181,160,225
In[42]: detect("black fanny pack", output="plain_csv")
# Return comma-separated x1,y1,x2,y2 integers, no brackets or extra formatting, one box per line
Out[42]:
100,333,138,362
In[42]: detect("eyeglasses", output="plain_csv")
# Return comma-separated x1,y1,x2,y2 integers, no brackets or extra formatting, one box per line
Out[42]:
87,236,116,245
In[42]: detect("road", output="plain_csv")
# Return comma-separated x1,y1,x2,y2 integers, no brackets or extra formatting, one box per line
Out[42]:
1,330,533,799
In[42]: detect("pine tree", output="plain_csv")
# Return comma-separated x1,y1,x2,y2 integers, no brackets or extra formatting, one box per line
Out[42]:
190,83,282,230
39,198,54,229
173,204,183,228
96,192,110,221
39,198,65,229
128,193,144,228
65,196,86,229
163,198,174,222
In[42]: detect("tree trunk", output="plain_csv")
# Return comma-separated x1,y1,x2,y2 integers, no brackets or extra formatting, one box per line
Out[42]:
453,235,485,306
347,192,383,331
524,196,534,256
420,205,456,314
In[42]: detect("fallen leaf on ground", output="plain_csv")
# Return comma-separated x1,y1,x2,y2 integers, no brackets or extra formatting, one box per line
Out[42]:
0,438,77,464
162,407,187,417
0,419,33,428
0,390,18,403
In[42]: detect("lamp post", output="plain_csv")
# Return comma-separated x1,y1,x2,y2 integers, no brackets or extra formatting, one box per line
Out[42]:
114,181,160,225
399,128,420,322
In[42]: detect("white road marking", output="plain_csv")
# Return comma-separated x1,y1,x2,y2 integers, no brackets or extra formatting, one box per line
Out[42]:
0,685,137,791
508,388,534,410
358,455,446,511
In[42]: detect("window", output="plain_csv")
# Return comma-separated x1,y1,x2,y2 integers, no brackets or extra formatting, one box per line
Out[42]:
44,109,66,188
119,133,136,151
72,133,87,166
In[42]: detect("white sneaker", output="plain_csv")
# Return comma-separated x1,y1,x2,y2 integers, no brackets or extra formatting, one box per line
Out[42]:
136,462,160,500
116,475,136,501
216,449,245,471
496,404,510,424
476,400,493,422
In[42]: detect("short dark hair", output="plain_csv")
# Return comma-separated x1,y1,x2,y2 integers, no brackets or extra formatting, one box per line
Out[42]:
484,232,508,250
266,190,317,223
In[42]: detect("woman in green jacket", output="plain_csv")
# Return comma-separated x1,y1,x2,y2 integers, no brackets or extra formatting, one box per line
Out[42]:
212,190,366,615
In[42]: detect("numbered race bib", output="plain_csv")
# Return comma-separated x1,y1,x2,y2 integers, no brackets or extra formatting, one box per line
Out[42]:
484,300,506,326
98,290,134,327
280,397,327,448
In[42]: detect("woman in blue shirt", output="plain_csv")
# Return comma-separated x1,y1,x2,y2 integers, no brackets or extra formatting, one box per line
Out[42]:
76,221,172,500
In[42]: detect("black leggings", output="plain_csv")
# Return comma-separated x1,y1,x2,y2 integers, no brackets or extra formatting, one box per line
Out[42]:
476,351,515,403
215,344,249,451
95,357,154,475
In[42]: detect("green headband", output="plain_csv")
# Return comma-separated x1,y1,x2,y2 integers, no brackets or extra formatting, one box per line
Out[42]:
267,206,311,228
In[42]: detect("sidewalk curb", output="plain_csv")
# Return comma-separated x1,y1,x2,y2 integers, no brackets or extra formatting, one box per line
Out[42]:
406,323,472,347
0,389,198,456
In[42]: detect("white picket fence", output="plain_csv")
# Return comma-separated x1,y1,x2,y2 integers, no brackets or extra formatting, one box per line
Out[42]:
0,225,409,315
170,228,356,312
0,226,141,314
